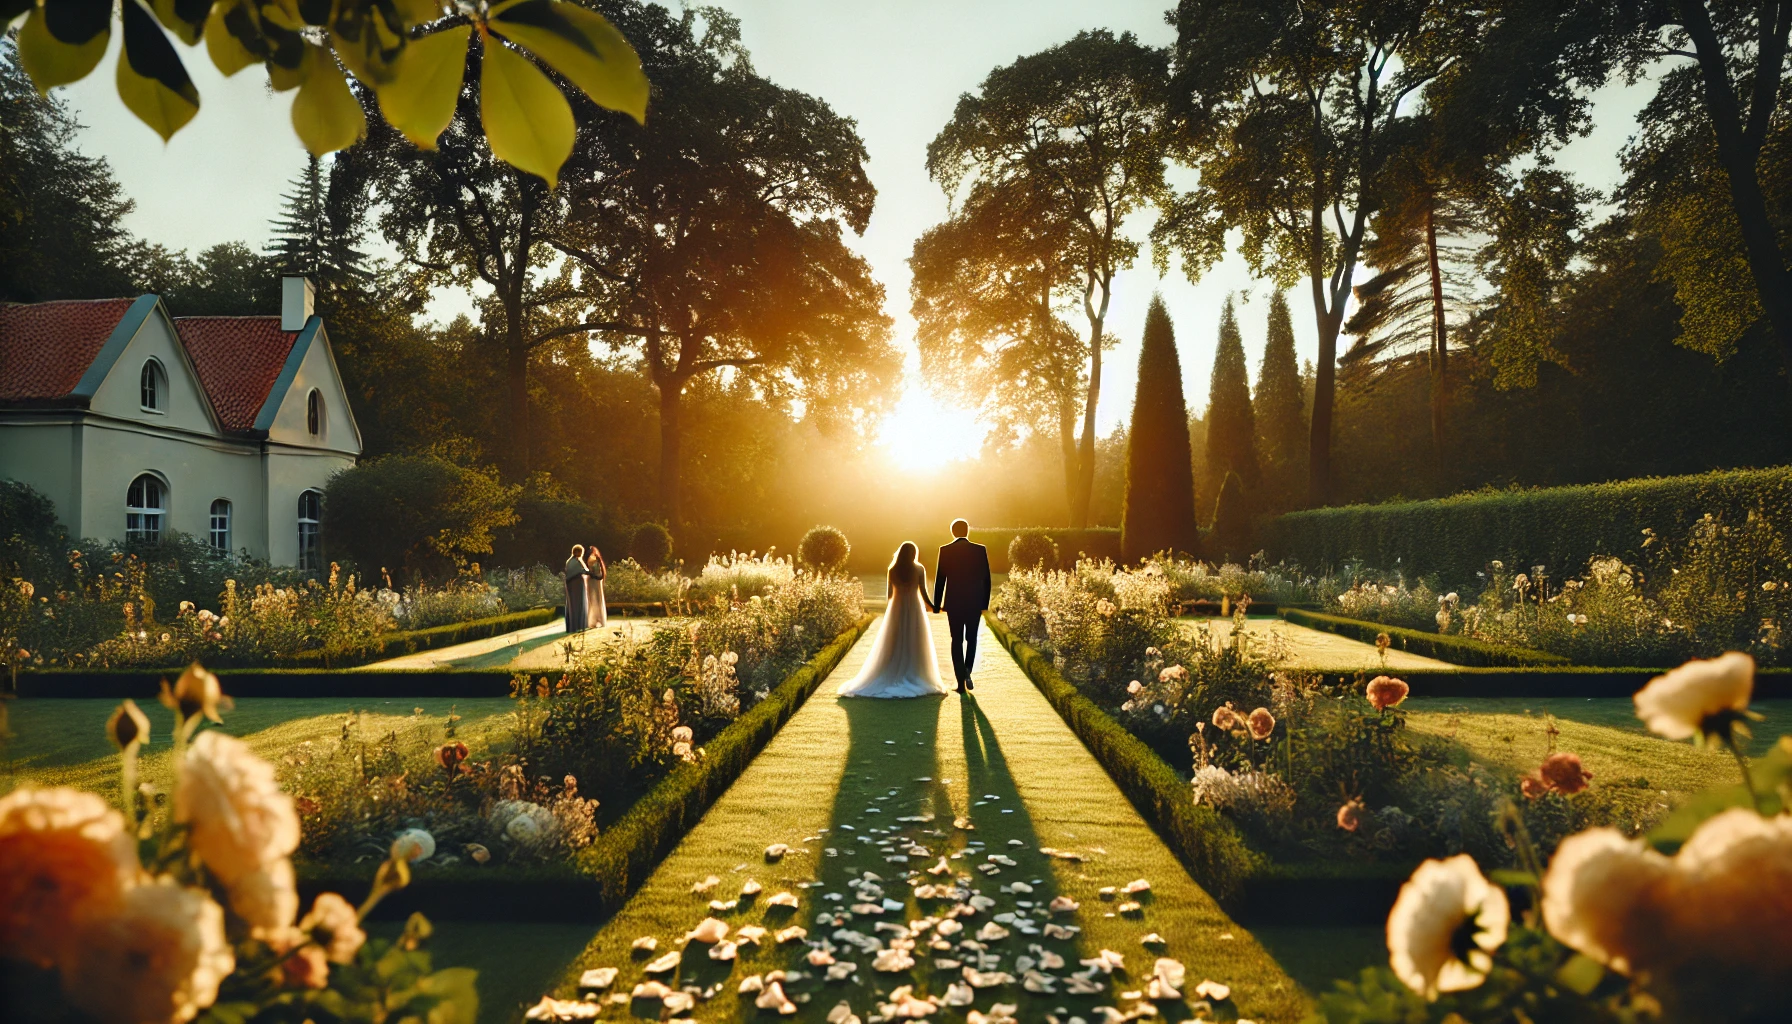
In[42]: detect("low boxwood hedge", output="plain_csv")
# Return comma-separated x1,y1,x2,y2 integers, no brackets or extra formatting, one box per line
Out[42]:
1261,465,1792,586
299,615,875,920
1282,607,1569,667
983,611,1258,901
280,607,560,667
1296,665,1792,698
971,527,1122,572
17,669,527,699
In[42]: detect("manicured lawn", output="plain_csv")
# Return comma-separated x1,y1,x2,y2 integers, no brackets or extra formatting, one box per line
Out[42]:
1187,617,1453,671
1405,697,1792,795
552,616,1308,1023
1,697,517,802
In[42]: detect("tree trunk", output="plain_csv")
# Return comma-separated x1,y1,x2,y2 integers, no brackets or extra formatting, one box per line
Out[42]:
658,380,684,533
505,311,530,477
1307,279,1339,507
1426,205,1448,478
1059,399,1080,526
1071,331,1102,529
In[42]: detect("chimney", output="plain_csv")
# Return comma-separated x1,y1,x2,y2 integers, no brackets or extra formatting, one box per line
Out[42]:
281,276,316,331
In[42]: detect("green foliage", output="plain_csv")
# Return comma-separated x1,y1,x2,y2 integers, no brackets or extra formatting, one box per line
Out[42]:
630,523,673,572
1007,530,1060,572
797,525,851,574
1203,298,1258,510
1122,296,1200,562
1210,469,1251,560
0,478,68,581
321,455,521,580
1255,290,1307,511
985,612,1258,900
13,0,646,177
1265,466,1792,590
1283,608,1569,667
972,528,1120,572
490,482,607,570
267,155,368,293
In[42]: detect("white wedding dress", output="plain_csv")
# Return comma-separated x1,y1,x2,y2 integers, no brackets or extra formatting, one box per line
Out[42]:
836,559,948,699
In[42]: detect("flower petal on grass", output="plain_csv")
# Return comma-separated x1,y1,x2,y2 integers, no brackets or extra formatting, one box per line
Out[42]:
643,951,681,973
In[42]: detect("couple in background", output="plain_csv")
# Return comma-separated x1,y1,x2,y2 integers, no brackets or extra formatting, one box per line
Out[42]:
838,518,992,699
563,544,609,631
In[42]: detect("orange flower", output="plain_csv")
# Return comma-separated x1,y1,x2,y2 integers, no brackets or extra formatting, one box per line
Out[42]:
62,877,233,1023
1210,705,1239,730
1539,752,1592,795
1366,676,1410,711
1337,798,1365,832
1247,707,1276,741
0,787,141,967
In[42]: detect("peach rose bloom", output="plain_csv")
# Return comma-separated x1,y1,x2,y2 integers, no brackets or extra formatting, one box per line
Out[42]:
0,787,141,966
176,731,300,931
62,877,233,1024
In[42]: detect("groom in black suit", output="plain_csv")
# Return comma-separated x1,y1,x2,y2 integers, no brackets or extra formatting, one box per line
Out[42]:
932,519,992,694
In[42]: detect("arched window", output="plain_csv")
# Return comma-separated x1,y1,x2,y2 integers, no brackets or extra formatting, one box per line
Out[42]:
209,499,232,552
297,490,322,571
139,359,166,412
306,389,324,438
126,474,165,543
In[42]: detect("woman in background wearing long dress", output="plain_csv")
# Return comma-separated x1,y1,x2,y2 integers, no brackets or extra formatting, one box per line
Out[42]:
586,545,608,627
564,544,590,632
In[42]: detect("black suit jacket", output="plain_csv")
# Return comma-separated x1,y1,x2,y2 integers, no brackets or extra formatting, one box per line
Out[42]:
933,538,992,616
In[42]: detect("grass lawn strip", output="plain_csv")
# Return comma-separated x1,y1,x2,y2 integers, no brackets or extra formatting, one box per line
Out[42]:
1,697,516,803
1189,617,1452,671
554,615,1305,1023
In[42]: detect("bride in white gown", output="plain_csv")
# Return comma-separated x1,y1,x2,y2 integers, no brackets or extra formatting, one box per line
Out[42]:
836,542,949,698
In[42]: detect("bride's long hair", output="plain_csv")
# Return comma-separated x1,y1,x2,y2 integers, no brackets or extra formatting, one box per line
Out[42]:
888,542,922,585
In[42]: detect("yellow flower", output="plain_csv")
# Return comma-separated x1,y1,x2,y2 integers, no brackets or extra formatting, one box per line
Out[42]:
1386,854,1509,998
0,787,141,967
175,730,300,930
1633,652,1754,741
1543,808,1792,1008
61,877,233,1024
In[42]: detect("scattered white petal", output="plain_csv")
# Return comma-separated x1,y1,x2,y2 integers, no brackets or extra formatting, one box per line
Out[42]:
1066,974,1106,995
644,951,681,973
741,879,763,896
807,949,836,966
827,1000,862,1024
632,980,673,1000
1117,901,1142,915
1049,896,1079,914
632,936,659,952
962,966,1015,988
736,925,767,945
1098,886,1117,899
1023,970,1058,993
775,926,807,943
709,940,738,961
685,918,729,944
1122,878,1152,895
692,876,721,894
827,961,857,981
766,843,791,860
872,948,916,972
663,991,696,1013
524,996,601,1020
767,891,800,909
738,975,765,994
1043,924,1081,940
1080,950,1125,974
977,922,1010,942
1195,979,1231,1001
1139,933,1165,947
577,967,618,990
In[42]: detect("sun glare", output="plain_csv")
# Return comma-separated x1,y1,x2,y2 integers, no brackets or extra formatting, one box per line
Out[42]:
877,386,986,471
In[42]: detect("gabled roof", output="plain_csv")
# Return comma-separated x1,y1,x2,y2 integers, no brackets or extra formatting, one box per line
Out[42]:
0,298,137,400
173,317,301,433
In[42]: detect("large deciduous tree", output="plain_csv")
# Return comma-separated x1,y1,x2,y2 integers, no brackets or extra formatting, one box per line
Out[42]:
1122,296,1200,561
922,30,1174,527
1161,0,1474,506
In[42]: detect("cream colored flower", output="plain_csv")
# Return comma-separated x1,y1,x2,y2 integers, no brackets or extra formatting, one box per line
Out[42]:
1633,651,1754,740
0,786,141,966
1543,808,1792,997
176,730,300,926
62,877,234,1024
1386,854,1509,998
159,663,228,725
298,891,365,964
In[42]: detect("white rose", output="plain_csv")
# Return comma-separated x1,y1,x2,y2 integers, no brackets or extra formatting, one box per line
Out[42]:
175,731,299,927
63,877,234,1024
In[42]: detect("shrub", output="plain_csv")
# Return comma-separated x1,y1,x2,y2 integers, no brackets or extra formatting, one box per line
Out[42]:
322,455,520,580
798,525,851,574
603,558,687,605
491,481,606,568
0,477,68,581
1008,530,1060,571
630,523,674,571
1262,465,1792,588
486,563,562,610
971,527,1121,571
686,551,795,605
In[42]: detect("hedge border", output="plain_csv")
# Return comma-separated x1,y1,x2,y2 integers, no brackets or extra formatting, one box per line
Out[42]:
18,668,526,699
1295,665,1792,698
983,611,1258,902
297,614,875,921
1281,607,1570,667
278,607,560,667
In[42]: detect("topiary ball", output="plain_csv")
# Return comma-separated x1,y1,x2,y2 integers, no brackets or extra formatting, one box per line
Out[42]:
1008,530,1059,572
799,525,851,574
631,522,674,571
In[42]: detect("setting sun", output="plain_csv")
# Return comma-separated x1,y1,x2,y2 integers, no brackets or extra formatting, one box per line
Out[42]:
875,385,987,471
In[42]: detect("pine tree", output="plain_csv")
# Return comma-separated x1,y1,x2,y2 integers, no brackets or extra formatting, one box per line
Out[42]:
267,155,368,294
1203,297,1258,522
1122,296,1200,561
1255,291,1307,511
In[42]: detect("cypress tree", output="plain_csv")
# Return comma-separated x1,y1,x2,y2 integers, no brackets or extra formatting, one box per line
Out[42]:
1210,470,1251,562
1122,296,1200,561
1255,291,1307,510
1204,297,1258,522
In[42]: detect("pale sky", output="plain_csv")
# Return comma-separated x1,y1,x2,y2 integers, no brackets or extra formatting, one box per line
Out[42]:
56,1,1655,459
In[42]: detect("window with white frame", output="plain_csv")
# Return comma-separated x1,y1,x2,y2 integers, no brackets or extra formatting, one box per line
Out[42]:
209,499,232,552
140,359,166,412
297,490,322,571
126,474,165,543
306,389,324,438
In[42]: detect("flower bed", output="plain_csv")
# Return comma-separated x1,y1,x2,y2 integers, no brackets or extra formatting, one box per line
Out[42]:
1282,608,1569,667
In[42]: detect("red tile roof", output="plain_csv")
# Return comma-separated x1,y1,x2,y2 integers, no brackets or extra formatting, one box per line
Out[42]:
0,298,135,400
174,317,299,432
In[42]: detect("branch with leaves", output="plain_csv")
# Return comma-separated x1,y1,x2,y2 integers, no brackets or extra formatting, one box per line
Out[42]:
7,0,647,184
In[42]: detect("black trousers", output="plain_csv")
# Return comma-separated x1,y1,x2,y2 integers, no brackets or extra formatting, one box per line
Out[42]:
946,609,980,682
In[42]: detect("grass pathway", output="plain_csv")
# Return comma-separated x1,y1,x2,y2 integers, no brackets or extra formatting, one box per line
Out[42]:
552,615,1304,1023
365,618,677,671
1187,617,1452,671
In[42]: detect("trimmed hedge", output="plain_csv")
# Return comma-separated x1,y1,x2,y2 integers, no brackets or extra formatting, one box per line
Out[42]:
1261,466,1792,587
1296,665,1792,698
301,615,875,920
17,669,527,699
971,527,1122,572
983,611,1258,901
279,607,559,667
1283,608,1569,667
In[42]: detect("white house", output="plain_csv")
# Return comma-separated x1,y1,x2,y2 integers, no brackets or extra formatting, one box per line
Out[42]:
0,277,361,568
